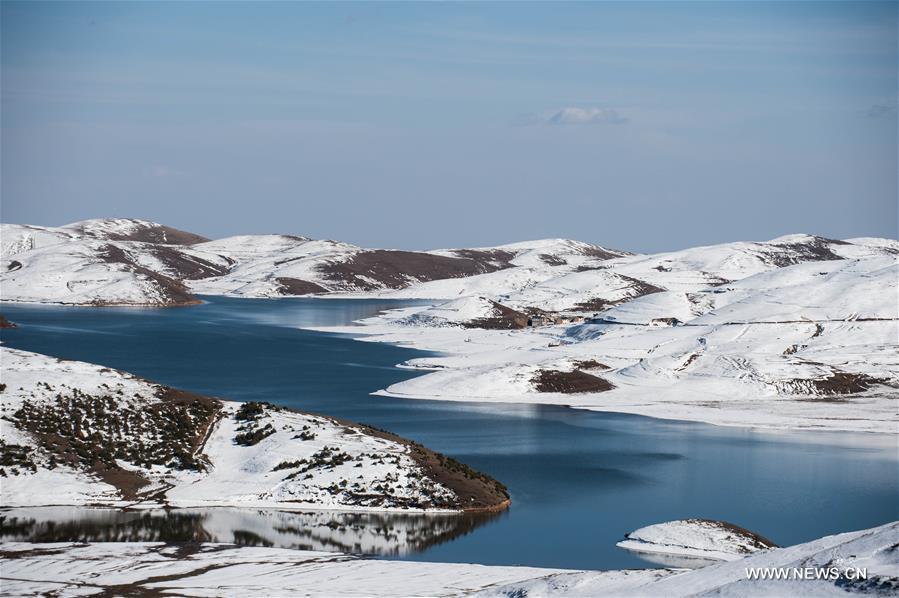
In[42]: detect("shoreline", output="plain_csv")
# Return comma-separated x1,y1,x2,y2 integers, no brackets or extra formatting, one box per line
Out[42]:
308,321,899,437
0,346,511,515
3,521,897,596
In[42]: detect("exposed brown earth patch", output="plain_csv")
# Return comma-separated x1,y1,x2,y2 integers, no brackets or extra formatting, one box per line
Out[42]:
539,253,568,266
9,384,222,500
347,421,510,512
801,372,890,395
0,314,16,329
149,246,232,280
580,245,627,260
318,250,512,291
98,244,198,306
764,237,845,267
572,359,610,371
532,369,615,393
451,249,516,268
81,223,210,245
275,277,330,296
463,300,529,330
572,275,665,312
6,260,22,272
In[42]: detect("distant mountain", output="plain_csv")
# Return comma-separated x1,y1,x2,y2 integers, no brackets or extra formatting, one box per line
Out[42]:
0,219,628,306
1,219,896,318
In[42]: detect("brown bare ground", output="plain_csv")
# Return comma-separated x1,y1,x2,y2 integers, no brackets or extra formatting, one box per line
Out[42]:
98,244,198,306
318,250,512,291
572,275,664,312
464,300,529,330
533,369,615,393
275,277,330,295
80,223,210,245
347,421,511,512
572,359,610,370
149,246,232,280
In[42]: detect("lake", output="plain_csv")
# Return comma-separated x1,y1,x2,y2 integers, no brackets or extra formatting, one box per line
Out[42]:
1,296,896,570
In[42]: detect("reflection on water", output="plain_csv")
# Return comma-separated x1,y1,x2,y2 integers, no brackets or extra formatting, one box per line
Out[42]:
617,548,721,569
0,507,503,556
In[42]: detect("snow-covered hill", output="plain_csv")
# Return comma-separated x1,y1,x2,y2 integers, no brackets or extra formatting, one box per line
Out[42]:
0,347,509,512
321,245,898,432
2,218,897,430
2,521,895,596
1,220,226,306
1,219,625,305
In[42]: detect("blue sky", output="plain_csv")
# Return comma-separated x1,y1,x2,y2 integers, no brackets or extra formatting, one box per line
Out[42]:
2,1,896,251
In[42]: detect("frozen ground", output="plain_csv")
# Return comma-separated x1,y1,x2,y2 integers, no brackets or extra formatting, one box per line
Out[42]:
1,521,895,597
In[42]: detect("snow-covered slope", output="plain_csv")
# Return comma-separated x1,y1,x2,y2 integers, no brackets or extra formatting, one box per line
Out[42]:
487,521,899,598
1,219,227,306
2,521,895,597
616,519,777,566
0,347,509,512
321,248,898,433
187,236,624,299
2,219,626,305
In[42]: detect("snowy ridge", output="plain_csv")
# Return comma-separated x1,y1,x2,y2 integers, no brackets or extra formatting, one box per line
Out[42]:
2,219,626,305
1,521,896,596
0,347,509,512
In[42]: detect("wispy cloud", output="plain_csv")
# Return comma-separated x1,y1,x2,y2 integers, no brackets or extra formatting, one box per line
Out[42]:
514,106,629,127
546,107,628,125
864,102,897,119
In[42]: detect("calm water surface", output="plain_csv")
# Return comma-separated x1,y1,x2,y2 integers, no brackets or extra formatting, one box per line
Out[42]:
1,297,896,570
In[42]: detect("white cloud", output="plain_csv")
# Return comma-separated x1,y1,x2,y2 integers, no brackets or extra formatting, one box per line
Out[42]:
546,107,627,125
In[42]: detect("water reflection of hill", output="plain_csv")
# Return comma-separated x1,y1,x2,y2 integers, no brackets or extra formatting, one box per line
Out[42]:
0,507,504,555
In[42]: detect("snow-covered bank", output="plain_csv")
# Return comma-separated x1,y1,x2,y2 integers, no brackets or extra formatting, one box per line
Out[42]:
0,348,509,512
2,522,896,597
314,253,899,434
487,521,899,598
616,519,777,567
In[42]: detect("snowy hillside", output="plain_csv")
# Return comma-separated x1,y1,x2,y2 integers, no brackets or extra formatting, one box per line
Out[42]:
322,245,898,432
1,219,226,306
2,219,897,430
1,219,624,305
2,521,895,596
0,347,509,512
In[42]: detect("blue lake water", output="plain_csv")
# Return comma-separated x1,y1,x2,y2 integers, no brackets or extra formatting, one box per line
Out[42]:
1,296,896,570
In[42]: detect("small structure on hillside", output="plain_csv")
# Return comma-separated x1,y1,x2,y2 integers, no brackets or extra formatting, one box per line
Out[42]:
650,317,682,327
528,314,550,327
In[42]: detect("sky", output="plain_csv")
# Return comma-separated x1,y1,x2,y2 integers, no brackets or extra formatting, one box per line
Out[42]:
1,1,896,252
